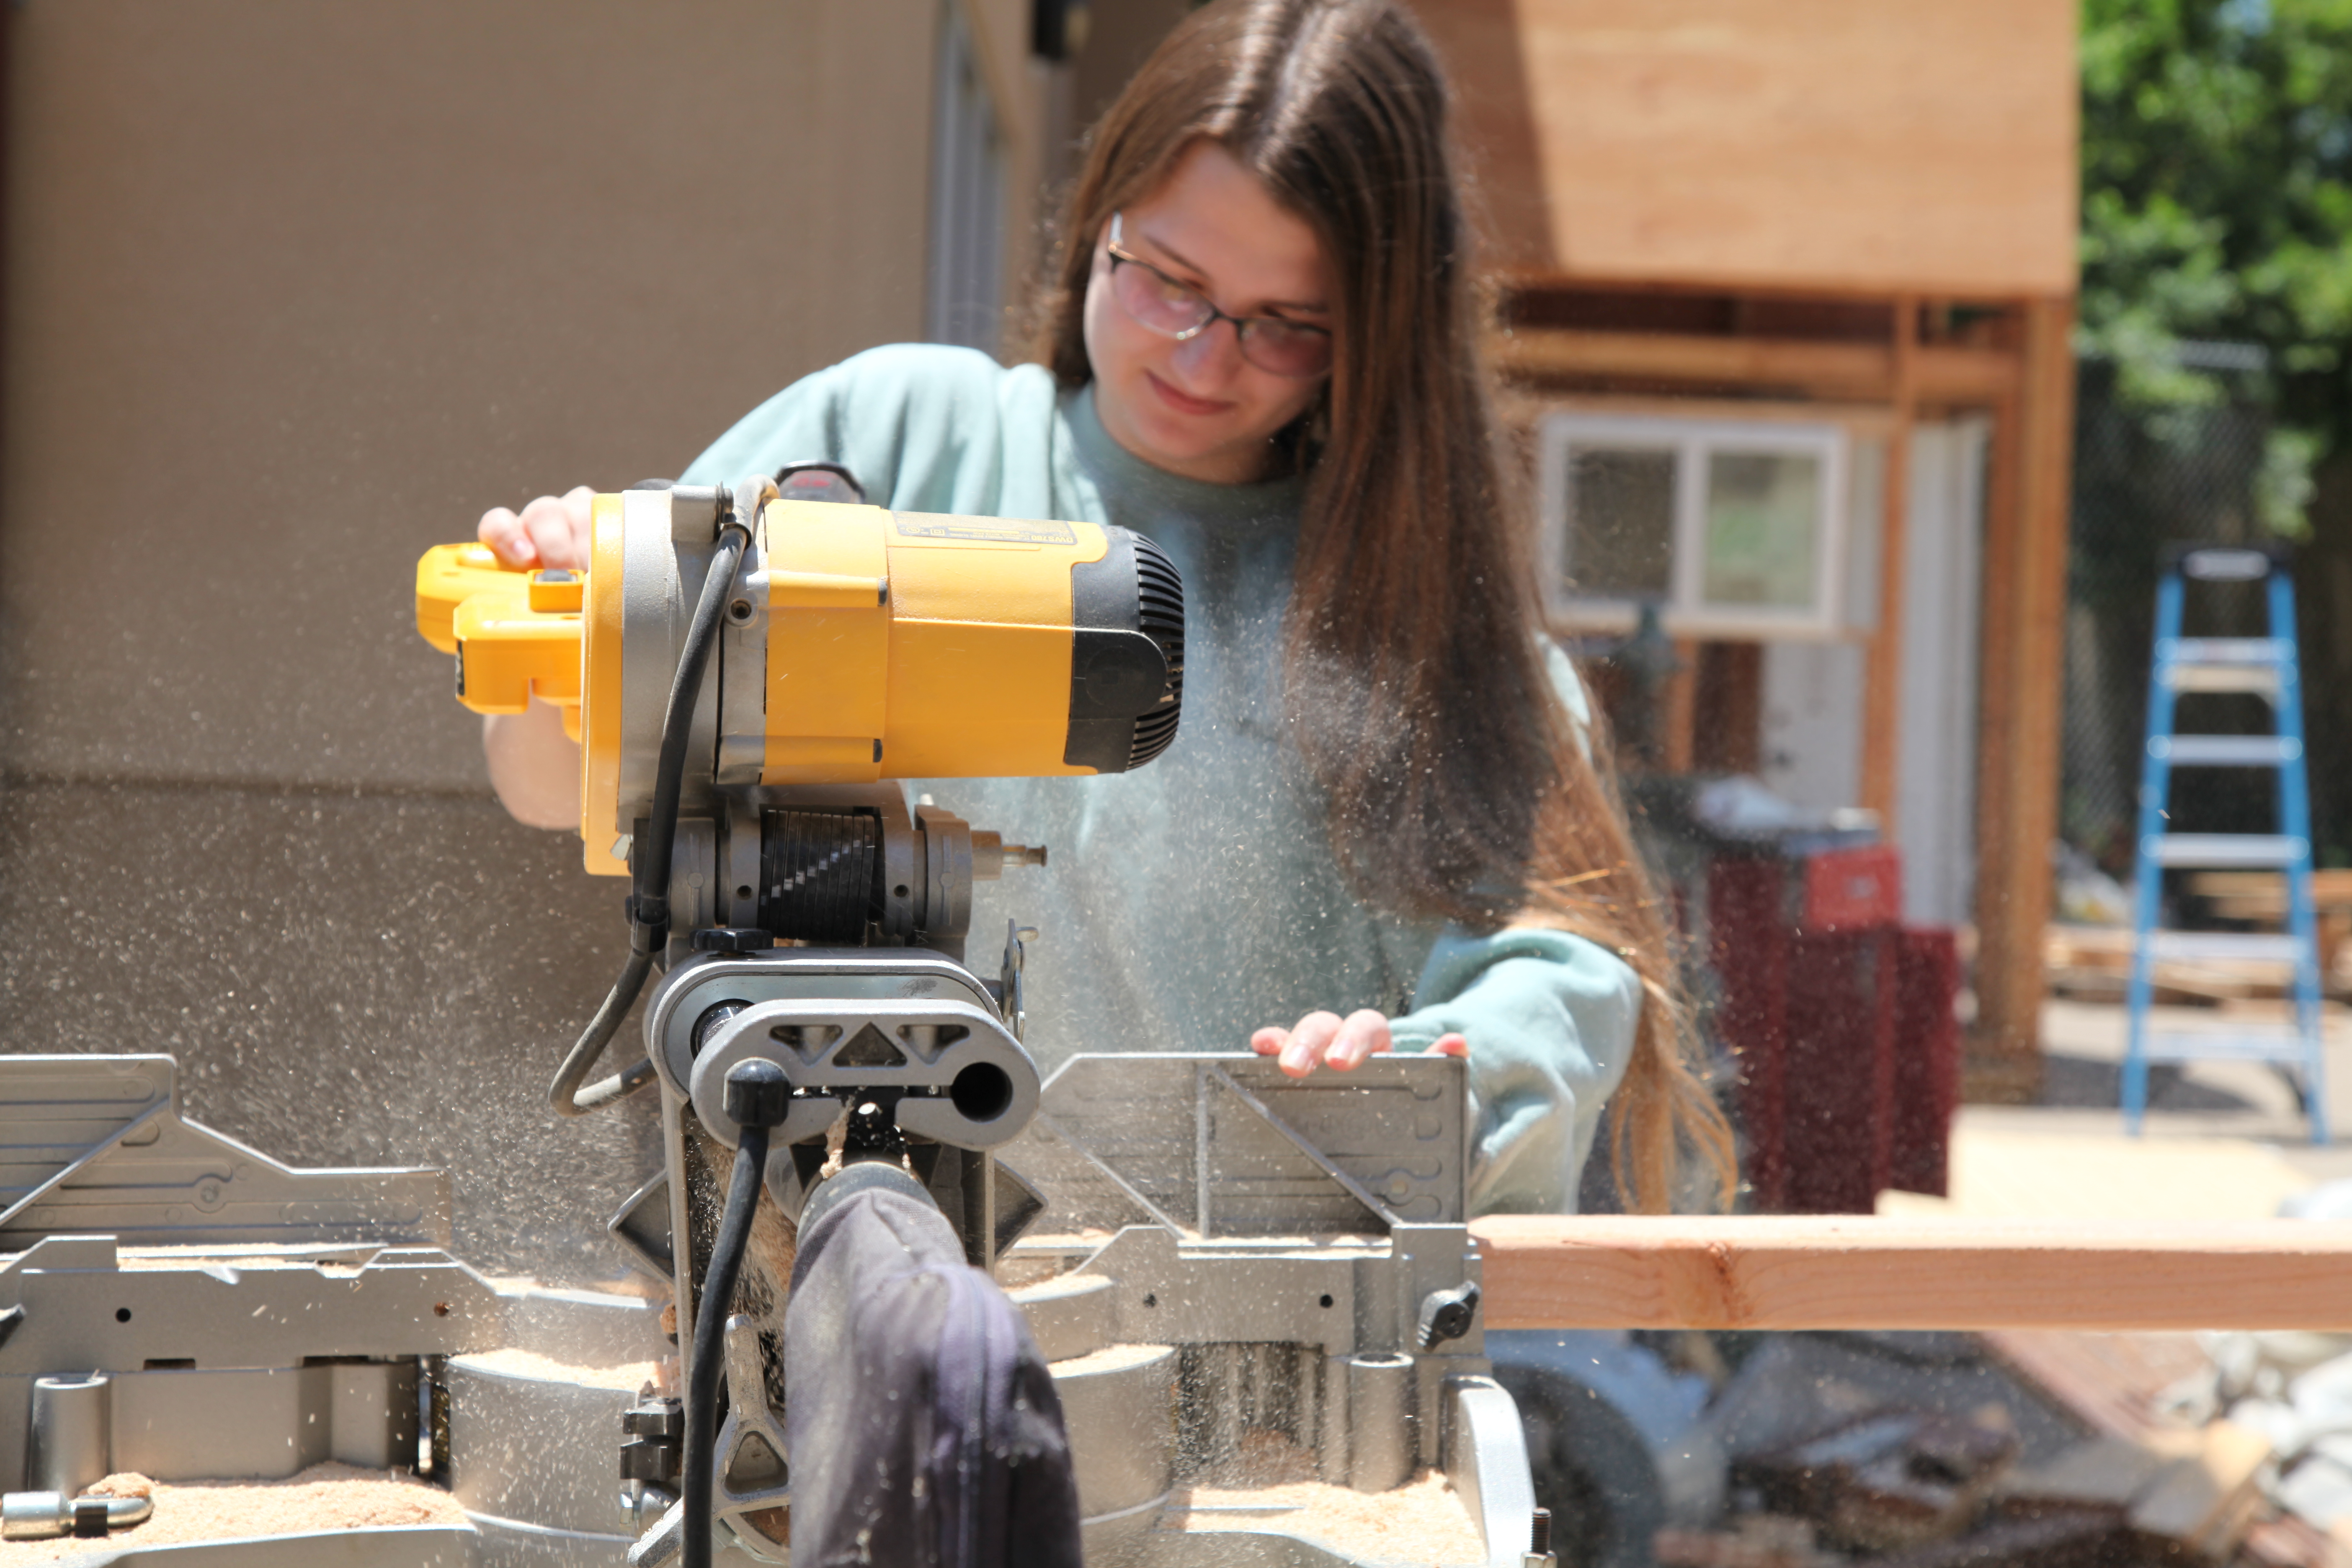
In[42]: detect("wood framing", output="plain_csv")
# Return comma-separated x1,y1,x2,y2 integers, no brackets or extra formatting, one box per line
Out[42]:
1489,329,2017,407
1419,0,2078,296
1969,297,2078,1094
1442,0,2081,1101
1475,1215,2352,1331
1858,297,1920,824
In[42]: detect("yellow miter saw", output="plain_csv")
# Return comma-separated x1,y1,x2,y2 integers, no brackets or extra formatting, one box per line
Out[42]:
418,467,1197,1563
0,467,1545,1568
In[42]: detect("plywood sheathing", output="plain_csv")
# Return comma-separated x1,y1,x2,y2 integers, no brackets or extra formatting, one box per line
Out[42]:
1420,0,2078,297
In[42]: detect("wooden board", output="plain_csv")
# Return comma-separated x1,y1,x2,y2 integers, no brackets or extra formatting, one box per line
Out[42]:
1473,1215,2352,1331
1982,1331,2218,1443
1416,0,2078,295
2043,922,2316,1003
1968,297,2077,1087
1490,328,2016,405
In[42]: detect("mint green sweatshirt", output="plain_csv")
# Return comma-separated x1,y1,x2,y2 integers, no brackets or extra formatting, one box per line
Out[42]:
683,345,1637,1214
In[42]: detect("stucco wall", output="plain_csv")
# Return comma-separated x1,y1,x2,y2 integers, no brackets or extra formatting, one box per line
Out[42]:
0,0,1039,1283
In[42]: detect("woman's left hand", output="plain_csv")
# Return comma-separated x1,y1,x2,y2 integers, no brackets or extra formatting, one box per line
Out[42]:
1250,1010,1468,1078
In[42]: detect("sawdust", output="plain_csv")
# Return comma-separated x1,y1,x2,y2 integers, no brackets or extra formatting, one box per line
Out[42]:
7,1463,467,1562
1165,1467,1483,1565
454,1345,659,1391
1046,1341,1172,1376
85,1475,152,1499
1164,1463,1484,1565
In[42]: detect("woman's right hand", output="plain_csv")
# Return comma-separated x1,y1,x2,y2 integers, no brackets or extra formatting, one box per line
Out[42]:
479,485,595,571
476,485,595,829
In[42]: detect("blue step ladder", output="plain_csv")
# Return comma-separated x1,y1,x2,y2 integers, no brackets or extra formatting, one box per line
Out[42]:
2124,545,2328,1142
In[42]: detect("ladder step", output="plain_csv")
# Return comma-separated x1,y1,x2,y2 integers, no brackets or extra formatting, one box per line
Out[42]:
2146,834,2306,867
2164,637,2291,665
2161,639,2289,695
2152,735,2301,766
2164,666,2282,695
2179,549,2277,582
2146,931,2311,962
2144,1029,2318,1064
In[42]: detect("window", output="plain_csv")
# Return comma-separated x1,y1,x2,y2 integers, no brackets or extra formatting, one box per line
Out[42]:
926,6,1006,354
1537,413,1851,639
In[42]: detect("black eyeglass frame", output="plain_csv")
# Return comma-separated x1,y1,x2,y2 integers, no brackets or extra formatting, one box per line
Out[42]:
1103,213,1333,379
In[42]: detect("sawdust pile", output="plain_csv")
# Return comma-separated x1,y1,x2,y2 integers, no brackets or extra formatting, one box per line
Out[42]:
1164,1460,1483,1565
12,1463,468,1563
86,1475,152,1499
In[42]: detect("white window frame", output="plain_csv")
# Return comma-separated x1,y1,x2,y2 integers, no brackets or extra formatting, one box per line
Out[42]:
1536,411,1852,640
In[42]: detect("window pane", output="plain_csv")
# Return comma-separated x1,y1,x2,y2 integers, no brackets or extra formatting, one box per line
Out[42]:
1701,450,1821,610
1565,447,1675,599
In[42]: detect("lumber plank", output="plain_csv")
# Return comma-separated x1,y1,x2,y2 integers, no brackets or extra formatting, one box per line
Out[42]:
1490,330,2015,407
1492,327,1893,395
1472,1215,2352,1331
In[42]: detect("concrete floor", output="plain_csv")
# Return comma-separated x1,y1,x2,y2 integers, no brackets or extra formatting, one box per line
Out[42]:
1877,998,2352,1221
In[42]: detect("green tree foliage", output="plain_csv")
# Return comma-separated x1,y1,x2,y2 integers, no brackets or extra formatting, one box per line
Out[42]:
2081,0,2352,536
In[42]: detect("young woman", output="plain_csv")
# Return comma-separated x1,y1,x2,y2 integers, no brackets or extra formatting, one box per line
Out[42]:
480,0,1733,1214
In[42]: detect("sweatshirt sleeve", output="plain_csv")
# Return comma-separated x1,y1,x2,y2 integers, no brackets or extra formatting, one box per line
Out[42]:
1382,640,1636,1216
676,344,1024,513
681,359,854,487
1386,926,1639,1216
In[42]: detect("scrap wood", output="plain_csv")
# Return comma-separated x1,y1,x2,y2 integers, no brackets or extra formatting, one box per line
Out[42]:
1980,1330,2217,1442
1742,1408,2021,1553
1994,1436,2169,1512
2128,1421,2274,1557
1655,1516,1833,1568
1845,1508,2124,1567
2042,924,2308,1003
2243,1514,2352,1568
1985,1333,2274,1554
2189,872,2352,918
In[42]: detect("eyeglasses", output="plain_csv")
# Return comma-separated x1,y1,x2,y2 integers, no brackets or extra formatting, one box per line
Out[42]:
1104,213,1334,380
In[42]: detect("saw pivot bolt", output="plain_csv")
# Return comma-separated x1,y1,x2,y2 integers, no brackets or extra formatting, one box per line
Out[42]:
1523,1506,1556,1566
723,1058,791,1130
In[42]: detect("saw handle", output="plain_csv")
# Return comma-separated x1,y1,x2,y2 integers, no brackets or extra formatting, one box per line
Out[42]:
415,543,585,732
415,542,529,653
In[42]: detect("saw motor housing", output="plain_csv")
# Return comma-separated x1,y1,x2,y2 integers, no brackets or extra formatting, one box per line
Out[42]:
416,478,1184,888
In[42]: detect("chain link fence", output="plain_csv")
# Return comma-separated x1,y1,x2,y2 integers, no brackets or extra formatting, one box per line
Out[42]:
2064,356,2285,878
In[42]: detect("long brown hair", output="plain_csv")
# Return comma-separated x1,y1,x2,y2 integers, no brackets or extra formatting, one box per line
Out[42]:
1029,0,1734,1212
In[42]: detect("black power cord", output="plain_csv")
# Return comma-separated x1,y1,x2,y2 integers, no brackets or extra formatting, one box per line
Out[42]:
683,1058,789,1568
549,477,774,1117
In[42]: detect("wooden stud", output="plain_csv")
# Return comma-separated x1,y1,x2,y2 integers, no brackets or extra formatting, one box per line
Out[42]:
1967,297,2076,1091
1661,639,1700,773
1473,1215,2352,1331
1691,642,1766,775
1490,328,2014,406
1857,296,1920,823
